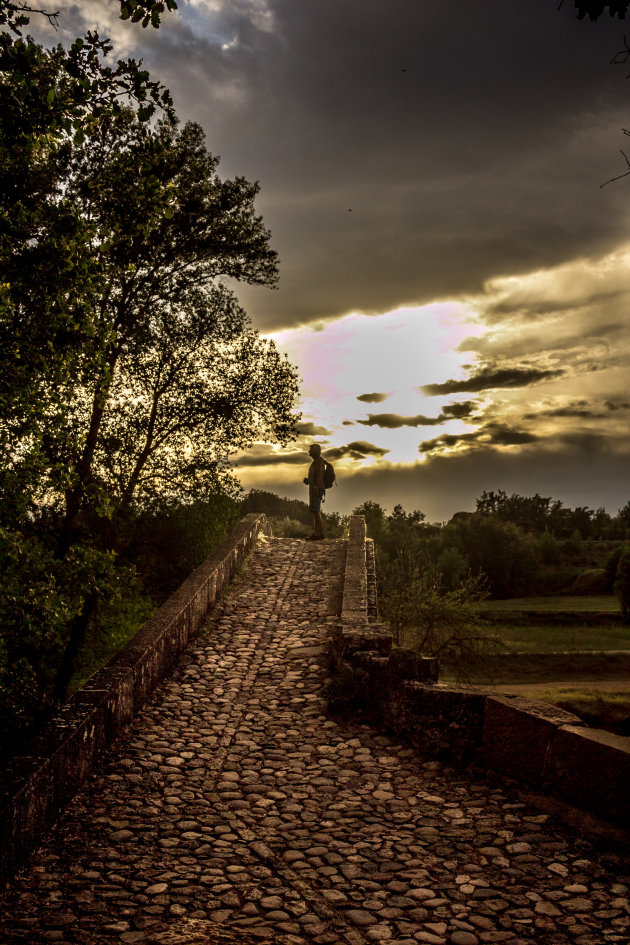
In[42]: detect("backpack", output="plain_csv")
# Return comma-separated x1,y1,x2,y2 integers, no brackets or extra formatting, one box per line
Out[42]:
323,460,336,489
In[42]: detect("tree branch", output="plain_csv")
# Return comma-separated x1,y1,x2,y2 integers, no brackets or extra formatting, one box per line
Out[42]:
600,143,630,187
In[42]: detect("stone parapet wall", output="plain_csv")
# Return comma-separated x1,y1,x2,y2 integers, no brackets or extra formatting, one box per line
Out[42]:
389,680,630,830
331,515,630,833
365,537,378,622
0,513,272,886
341,516,369,624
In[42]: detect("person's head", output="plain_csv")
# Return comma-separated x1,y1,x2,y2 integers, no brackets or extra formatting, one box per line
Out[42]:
308,443,321,458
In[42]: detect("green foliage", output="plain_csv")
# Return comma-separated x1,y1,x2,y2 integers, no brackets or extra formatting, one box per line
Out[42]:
380,570,495,679
242,490,347,539
353,500,388,547
119,495,241,600
475,489,630,540
605,545,624,586
119,0,178,28
0,1,177,34
69,570,153,694
0,5,300,745
536,529,561,566
242,490,311,526
614,547,630,622
0,526,116,752
267,515,311,538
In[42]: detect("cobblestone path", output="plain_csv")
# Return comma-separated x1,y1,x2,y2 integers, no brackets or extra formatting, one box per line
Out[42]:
1,537,629,945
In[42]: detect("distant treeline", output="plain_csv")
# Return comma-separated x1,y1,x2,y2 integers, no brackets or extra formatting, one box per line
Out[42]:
245,487,630,601
243,487,630,667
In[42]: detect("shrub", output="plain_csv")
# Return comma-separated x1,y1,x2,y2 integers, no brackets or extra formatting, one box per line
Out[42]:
380,571,499,680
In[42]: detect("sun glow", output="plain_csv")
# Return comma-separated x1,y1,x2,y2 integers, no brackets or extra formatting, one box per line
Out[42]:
260,301,483,467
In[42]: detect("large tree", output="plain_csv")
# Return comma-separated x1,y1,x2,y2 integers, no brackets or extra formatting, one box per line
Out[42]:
0,3,299,733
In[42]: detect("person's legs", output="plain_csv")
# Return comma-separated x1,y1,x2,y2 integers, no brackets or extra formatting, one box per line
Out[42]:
309,492,325,539
313,509,324,538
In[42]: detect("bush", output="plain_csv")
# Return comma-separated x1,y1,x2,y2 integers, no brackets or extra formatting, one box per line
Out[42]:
117,495,241,601
0,529,116,756
268,515,311,538
568,569,610,595
380,571,499,680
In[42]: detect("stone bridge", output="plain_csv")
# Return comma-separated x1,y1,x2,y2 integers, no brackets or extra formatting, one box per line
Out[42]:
0,517,629,945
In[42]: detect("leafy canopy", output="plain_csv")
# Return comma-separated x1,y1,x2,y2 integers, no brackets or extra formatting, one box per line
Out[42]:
0,0,300,741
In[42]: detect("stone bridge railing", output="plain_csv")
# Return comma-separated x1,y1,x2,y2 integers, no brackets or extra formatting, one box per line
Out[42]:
331,516,630,837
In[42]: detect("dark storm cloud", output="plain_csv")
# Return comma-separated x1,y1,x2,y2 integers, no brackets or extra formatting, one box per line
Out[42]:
57,0,630,329
605,400,630,411
263,437,630,521
422,366,564,395
357,401,479,428
232,446,306,467
324,441,389,461
459,321,628,364
522,398,630,420
356,392,390,404
481,288,630,323
440,401,478,419
358,413,440,429
295,421,331,435
523,403,599,419
419,424,540,454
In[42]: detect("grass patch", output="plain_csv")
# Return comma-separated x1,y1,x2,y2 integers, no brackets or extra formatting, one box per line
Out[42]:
527,687,630,736
442,651,630,685
479,595,619,613
484,620,630,654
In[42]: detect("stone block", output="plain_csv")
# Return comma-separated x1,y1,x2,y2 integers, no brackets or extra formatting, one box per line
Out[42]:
387,648,439,684
330,627,393,669
1,752,53,878
82,664,134,737
365,538,378,621
482,696,583,787
397,682,488,762
545,725,630,826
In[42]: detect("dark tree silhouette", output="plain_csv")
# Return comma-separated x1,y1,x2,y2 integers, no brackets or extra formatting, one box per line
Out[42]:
569,1,630,19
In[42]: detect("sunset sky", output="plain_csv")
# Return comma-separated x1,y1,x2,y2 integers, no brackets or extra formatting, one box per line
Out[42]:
37,1,630,520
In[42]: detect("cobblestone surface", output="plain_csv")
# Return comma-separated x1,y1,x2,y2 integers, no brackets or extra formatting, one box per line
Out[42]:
1,537,629,945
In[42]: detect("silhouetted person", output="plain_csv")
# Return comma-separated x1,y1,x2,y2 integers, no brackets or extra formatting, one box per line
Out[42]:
303,443,325,540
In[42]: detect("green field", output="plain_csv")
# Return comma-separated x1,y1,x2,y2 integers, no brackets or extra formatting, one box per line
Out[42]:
479,595,619,613
441,595,630,732
485,620,630,654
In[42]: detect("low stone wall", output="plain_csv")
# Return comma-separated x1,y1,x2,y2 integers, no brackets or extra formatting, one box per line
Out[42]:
330,517,630,832
341,516,369,624
0,513,271,886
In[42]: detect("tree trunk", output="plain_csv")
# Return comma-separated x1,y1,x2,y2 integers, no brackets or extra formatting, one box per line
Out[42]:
52,591,98,704
56,347,120,558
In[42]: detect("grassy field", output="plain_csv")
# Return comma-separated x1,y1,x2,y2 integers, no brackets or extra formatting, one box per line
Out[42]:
484,619,630,653
499,685,630,736
479,595,619,613
442,598,630,734
444,651,630,682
